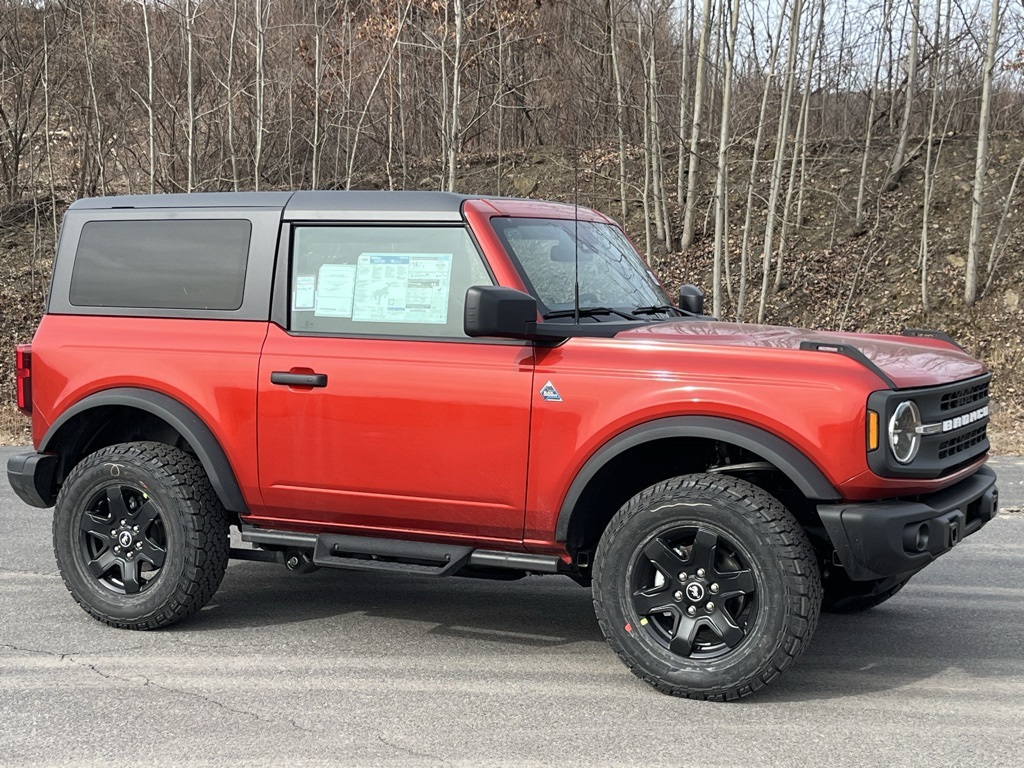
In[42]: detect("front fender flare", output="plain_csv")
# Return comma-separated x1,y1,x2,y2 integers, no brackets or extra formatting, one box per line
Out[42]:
41,387,248,514
555,415,840,541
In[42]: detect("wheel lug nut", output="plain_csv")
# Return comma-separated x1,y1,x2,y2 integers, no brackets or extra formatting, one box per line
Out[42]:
126,552,133,559
136,542,143,549
673,590,683,602
710,584,719,594
705,602,715,612
133,526,139,532
120,520,126,525
686,606,697,616
678,572,687,581
696,568,706,578
114,546,120,553
110,530,117,536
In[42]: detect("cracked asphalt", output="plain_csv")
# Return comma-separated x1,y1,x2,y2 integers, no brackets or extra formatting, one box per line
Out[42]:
2,448,1023,767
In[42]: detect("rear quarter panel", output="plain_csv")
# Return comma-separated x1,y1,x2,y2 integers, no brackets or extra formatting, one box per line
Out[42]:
30,315,269,508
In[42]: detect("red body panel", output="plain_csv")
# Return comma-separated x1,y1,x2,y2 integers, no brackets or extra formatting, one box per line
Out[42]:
621,322,986,390
253,325,534,545
30,315,269,508
25,198,991,557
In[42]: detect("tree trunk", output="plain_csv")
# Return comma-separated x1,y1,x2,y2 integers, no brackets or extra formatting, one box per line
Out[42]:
712,0,739,317
736,1,787,321
680,0,714,251
855,0,892,233
776,0,825,291
677,0,692,208
757,0,804,323
966,0,1001,306
608,0,628,223
883,0,920,193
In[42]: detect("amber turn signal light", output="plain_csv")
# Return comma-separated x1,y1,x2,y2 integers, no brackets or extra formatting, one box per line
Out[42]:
867,410,879,452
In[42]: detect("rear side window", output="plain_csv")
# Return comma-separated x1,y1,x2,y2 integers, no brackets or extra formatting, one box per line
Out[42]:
70,219,251,310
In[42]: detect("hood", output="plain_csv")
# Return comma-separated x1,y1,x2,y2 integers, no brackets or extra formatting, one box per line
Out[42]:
616,321,986,389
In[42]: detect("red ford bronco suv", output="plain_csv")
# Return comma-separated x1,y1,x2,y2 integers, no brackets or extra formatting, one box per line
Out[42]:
8,191,998,700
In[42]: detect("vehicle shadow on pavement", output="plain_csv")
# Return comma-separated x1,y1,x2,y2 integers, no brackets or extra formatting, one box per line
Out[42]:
171,561,1023,702
757,596,1022,702
176,561,603,647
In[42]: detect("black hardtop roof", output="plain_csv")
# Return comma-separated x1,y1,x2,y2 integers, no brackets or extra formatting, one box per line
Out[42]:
65,190,599,223
70,190,476,221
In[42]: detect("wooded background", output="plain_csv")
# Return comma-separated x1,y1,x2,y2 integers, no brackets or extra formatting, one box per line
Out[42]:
0,0,1019,327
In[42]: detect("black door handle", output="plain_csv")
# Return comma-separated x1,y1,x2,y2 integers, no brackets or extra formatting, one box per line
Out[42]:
271,371,328,388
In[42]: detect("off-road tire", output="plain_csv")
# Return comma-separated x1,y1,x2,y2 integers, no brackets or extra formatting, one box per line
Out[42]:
593,473,821,701
53,441,230,629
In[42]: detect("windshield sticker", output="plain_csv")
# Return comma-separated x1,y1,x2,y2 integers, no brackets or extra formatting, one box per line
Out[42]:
314,264,357,318
293,274,316,310
352,253,452,324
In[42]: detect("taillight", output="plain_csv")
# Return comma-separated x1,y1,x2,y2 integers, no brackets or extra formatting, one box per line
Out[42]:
15,344,31,416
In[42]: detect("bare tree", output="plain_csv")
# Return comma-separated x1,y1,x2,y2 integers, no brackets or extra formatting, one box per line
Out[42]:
712,0,740,317
680,0,714,251
966,0,1002,306
883,0,921,192
757,0,805,323
854,0,892,234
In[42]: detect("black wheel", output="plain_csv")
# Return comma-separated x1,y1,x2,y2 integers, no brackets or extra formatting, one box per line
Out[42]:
53,441,230,629
821,569,911,613
593,474,821,700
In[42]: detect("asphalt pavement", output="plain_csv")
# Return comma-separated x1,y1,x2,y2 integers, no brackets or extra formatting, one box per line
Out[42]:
2,447,1022,767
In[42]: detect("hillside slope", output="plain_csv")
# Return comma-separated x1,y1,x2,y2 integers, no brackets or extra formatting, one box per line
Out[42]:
1,141,1021,451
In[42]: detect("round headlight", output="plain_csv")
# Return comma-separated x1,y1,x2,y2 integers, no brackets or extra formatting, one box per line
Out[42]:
888,401,922,464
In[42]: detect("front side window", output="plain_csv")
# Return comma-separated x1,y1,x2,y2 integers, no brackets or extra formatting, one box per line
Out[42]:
490,217,670,317
289,225,492,338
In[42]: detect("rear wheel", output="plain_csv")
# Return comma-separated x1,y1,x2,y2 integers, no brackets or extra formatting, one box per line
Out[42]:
593,474,821,700
53,441,230,629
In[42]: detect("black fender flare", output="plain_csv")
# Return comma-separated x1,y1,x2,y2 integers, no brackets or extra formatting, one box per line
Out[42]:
40,387,248,514
555,415,840,541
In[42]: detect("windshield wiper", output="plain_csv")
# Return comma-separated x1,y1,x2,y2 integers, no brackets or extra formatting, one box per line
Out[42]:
543,306,640,321
632,304,683,317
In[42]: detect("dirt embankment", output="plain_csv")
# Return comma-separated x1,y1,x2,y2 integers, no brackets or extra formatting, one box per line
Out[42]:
1,140,1021,452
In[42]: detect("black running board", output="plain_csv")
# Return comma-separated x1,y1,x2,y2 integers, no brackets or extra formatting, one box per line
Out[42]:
238,525,562,576
314,534,472,576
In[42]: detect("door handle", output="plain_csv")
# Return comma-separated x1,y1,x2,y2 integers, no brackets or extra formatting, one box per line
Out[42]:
271,371,328,388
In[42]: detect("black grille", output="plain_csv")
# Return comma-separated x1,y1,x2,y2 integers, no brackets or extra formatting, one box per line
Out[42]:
940,382,989,411
938,425,988,460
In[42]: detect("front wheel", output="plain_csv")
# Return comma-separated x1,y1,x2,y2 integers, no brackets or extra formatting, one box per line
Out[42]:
593,474,821,700
53,441,230,629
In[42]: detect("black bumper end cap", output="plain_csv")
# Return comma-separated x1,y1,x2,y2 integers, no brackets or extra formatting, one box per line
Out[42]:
818,465,997,581
6,451,58,508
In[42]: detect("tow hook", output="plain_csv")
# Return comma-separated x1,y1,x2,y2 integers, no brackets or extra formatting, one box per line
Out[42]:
284,549,318,574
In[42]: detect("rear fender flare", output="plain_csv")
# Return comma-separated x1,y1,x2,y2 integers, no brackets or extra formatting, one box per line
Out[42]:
40,387,247,513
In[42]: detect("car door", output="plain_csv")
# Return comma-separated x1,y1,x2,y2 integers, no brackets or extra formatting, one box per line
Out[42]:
255,222,534,544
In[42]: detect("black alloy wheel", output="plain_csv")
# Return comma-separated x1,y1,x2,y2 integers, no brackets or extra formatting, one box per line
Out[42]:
630,525,757,659
77,484,168,595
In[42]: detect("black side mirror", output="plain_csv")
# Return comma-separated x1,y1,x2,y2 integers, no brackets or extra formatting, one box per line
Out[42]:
464,286,539,339
678,284,704,316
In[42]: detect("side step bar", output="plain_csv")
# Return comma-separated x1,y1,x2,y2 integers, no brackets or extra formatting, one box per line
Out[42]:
238,525,563,577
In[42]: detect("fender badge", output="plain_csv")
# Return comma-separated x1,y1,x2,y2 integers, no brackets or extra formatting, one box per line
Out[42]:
540,381,563,402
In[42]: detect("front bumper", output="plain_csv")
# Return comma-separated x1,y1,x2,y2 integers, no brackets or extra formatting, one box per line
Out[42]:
7,451,58,508
818,464,997,581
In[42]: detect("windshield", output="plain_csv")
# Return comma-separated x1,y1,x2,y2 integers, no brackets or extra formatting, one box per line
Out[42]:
490,217,670,318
